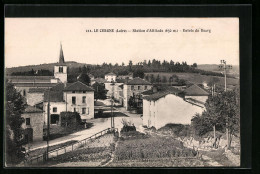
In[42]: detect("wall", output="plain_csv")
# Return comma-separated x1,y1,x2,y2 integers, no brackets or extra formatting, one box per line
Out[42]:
105,75,116,82
43,102,66,124
54,66,67,83
143,94,204,129
21,112,44,142
27,92,44,106
105,83,114,97
64,91,94,120
123,84,152,110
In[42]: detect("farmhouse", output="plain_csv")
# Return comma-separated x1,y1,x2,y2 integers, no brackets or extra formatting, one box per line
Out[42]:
105,72,117,82
142,86,205,129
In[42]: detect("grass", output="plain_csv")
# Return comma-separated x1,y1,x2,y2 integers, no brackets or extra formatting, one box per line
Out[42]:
145,72,239,87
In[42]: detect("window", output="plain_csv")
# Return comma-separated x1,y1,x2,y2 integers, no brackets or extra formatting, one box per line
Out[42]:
26,118,30,125
131,86,134,90
23,89,26,96
53,107,57,113
74,108,76,112
144,86,147,90
138,86,140,90
82,108,86,114
83,91,86,93
82,96,86,103
72,96,76,104
59,66,63,73
72,91,75,93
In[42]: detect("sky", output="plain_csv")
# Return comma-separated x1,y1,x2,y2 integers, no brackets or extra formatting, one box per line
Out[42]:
5,18,239,68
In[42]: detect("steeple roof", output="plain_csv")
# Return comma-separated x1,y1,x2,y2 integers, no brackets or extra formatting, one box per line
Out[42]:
58,43,66,65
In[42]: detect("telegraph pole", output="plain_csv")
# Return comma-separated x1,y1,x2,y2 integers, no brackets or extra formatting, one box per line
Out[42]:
46,88,50,160
219,60,232,149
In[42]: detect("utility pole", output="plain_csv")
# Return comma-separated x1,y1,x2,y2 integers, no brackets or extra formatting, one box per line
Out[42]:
46,88,50,160
219,60,232,149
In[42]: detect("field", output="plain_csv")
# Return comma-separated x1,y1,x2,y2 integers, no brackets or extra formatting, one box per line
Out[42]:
107,132,205,167
145,72,239,88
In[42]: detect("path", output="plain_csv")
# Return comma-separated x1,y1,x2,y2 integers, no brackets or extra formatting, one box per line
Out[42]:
25,99,142,152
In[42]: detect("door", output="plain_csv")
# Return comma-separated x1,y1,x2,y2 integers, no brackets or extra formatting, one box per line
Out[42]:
51,114,60,124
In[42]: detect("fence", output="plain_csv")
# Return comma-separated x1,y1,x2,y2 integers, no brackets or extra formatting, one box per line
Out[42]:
23,127,118,166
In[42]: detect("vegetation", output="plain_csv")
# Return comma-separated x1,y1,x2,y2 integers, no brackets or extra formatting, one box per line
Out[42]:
191,87,240,149
11,69,53,76
120,119,136,133
5,82,27,164
92,83,108,101
60,112,82,127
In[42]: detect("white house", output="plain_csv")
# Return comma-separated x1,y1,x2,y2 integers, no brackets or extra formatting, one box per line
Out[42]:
142,86,205,129
105,72,117,82
183,84,210,107
43,81,94,125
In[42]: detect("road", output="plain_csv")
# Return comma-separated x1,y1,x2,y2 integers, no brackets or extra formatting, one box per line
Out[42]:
26,99,143,152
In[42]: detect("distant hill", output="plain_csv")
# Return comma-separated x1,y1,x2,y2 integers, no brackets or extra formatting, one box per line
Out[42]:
5,61,92,76
197,64,239,74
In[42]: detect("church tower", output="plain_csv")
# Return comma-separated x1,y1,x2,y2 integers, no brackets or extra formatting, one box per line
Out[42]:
54,44,67,83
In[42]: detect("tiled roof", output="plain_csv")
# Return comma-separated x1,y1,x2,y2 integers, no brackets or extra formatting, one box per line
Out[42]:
126,77,152,85
11,83,57,87
7,76,54,83
95,78,107,84
63,81,94,91
105,72,116,76
24,106,43,113
44,90,64,102
142,86,182,101
184,84,209,96
28,88,47,93
116,79,128,83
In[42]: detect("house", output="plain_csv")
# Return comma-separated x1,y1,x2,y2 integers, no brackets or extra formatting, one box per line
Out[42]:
43,81,94,125
6,44,67,100
183,84,210,107
123,77,152,110
142,86,204,129
105,72,117,82
91,77,106,85
21,106,44,142
117,72,133,80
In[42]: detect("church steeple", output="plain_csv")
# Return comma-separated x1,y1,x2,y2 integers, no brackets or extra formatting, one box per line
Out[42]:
59,43,65,64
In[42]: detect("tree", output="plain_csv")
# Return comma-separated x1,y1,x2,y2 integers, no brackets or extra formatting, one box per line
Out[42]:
162,76,167,83
128,60,133,71
192,63,198,68
133,69,144,79
92,83,107,101
5,82,26,164
150,74,155,84
156,74,161,84
78,73,91,85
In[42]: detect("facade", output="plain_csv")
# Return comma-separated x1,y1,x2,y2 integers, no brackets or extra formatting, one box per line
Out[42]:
117,73,133,80
27,88,46,106
123,77,152,110
43,81,94,124
142,87,204,129
105,72,117,82
21,106,44,142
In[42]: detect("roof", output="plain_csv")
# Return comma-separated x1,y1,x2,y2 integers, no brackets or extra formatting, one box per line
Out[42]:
28,88,47,93
105,72,116,76
44,90,64,102
116,79,128,83
126,77,152,85
6,76,54,83
142,86,182,101
24,106,43,113
63,81,94,91
95,78,107,84
11,83,57,88
58,43,66,65
183,84,210,96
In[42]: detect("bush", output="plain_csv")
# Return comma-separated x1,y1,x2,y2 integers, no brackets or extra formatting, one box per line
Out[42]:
158,124,191,137
120,119,136,133
60,112,82,127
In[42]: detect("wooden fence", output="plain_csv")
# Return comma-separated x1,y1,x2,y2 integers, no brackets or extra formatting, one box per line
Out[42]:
23,127,118,166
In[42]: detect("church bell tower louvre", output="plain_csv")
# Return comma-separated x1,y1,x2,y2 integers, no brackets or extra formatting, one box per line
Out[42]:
54,43,68,84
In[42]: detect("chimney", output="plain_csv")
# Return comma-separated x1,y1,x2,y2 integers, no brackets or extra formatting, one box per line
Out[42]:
152,86,158,93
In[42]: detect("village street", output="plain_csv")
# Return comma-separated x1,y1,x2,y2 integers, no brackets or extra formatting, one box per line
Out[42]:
25,99,143,152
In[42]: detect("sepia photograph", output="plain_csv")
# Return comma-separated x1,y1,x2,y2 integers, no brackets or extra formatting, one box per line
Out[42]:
4,16,241,168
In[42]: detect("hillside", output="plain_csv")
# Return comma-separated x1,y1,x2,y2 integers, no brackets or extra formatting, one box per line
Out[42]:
5,61,92,76
197,64,239,75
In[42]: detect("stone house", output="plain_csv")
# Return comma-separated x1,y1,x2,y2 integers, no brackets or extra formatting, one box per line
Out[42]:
21,106,44,142
123,77,152,110
142,86,204,129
